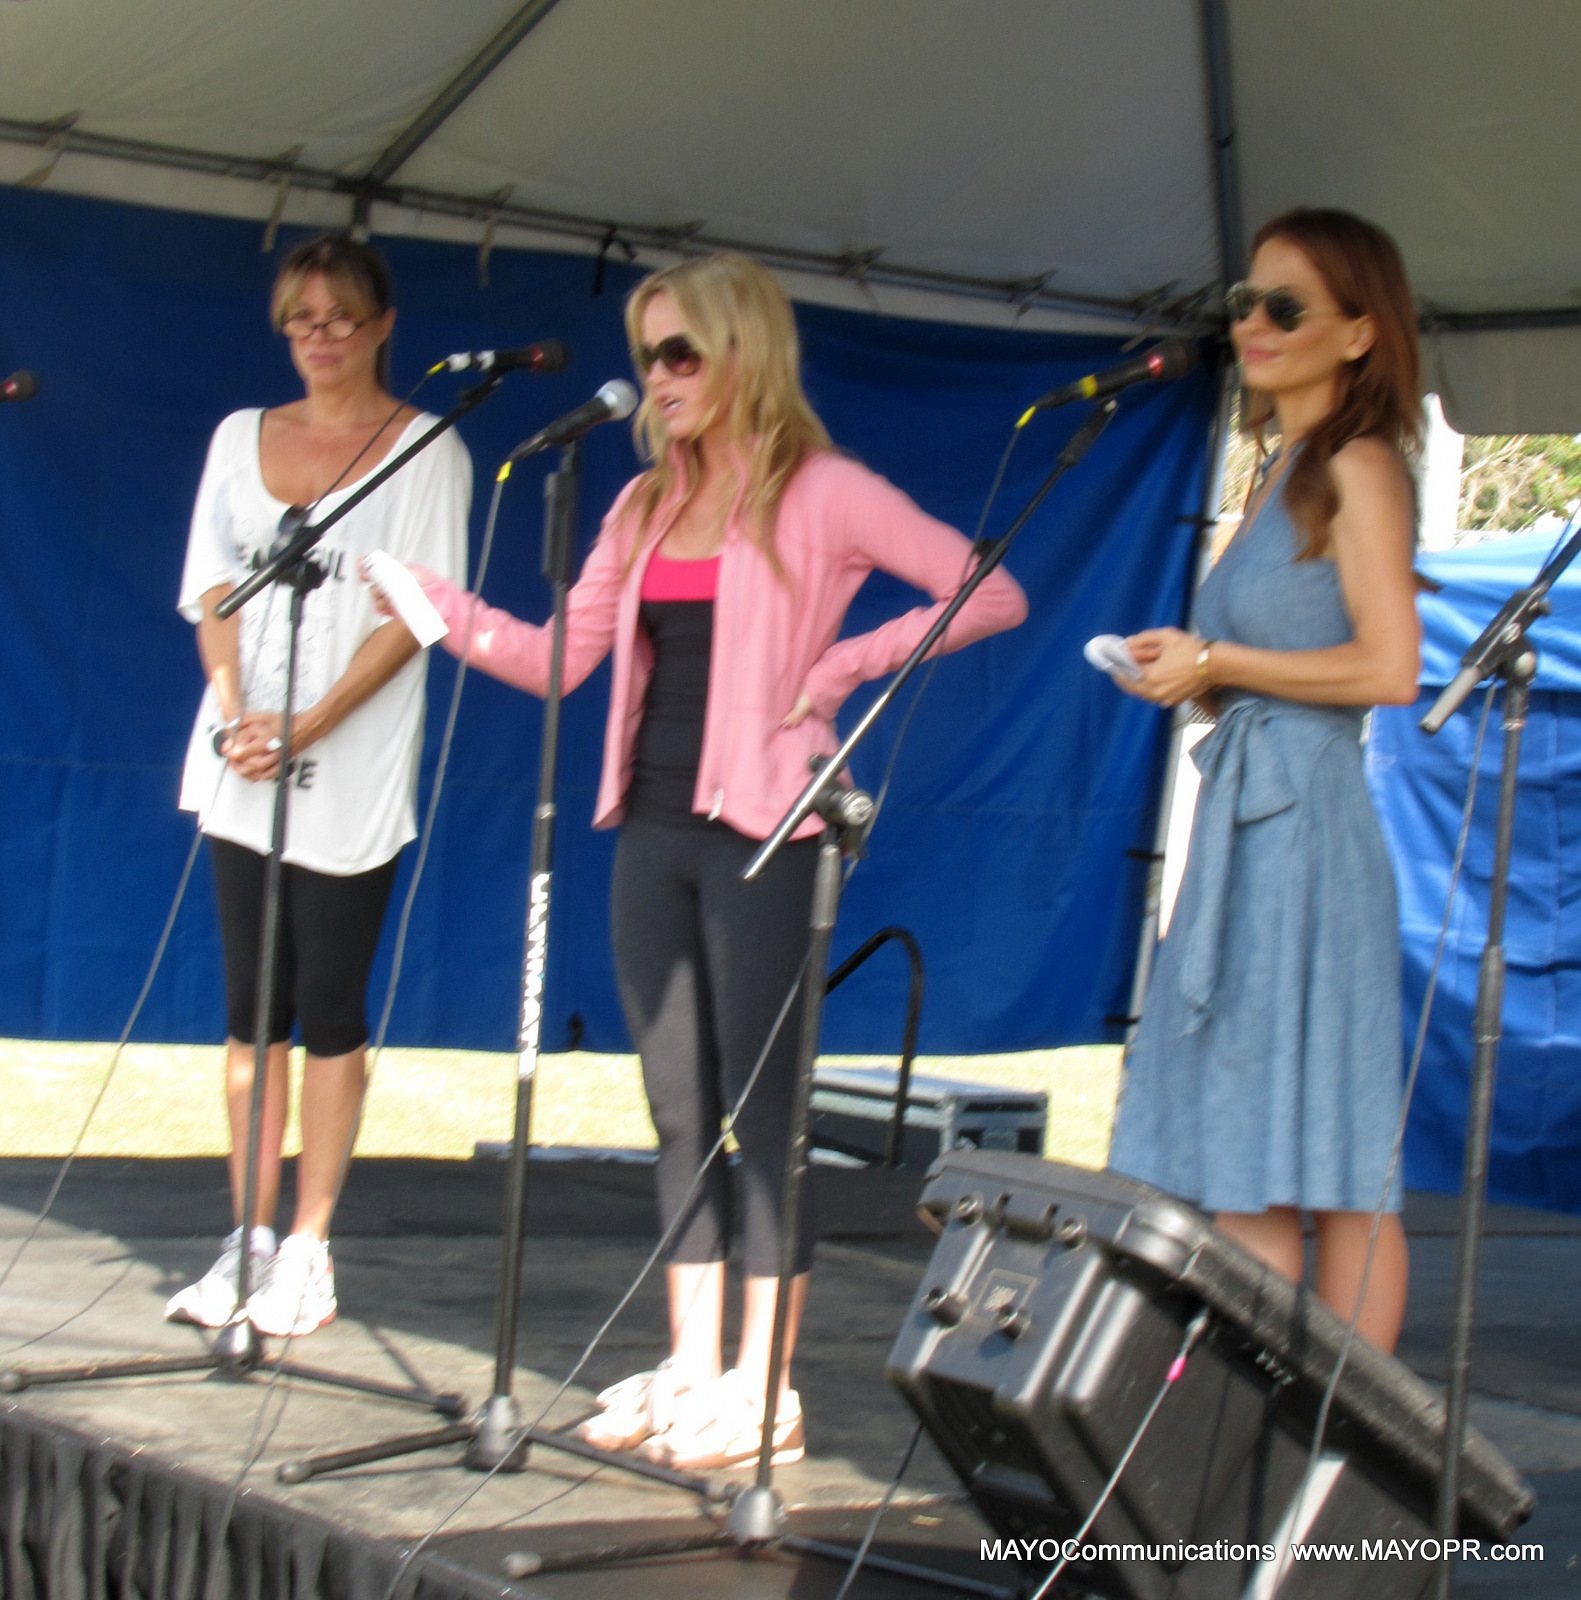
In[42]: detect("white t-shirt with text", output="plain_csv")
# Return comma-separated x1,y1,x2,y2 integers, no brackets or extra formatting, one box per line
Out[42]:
177,408,470,875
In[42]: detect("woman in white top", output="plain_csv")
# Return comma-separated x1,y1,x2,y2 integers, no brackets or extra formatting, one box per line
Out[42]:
168,235,469,1337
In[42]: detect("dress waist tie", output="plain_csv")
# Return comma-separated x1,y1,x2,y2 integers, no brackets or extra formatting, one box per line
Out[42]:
1176,695,1300,1032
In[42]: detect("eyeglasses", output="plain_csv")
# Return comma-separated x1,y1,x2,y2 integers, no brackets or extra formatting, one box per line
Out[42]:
1225,282,1312,333
634,334,703,377
280,311,369,343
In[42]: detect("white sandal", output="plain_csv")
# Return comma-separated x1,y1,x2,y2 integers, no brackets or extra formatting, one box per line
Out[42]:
637,1369,805,1470
577,1359,691,1452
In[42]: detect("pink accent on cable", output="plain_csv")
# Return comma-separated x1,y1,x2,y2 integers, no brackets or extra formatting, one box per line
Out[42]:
1166,1355,1187,1383
641,549,720,602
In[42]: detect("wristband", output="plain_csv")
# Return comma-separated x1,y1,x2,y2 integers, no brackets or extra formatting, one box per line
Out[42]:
1195,640,1214,686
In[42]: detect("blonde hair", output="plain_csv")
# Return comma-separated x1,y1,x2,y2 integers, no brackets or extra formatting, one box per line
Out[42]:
623,253,831,568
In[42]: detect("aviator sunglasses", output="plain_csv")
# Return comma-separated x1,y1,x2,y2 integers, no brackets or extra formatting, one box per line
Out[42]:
1224,282,1313,333
635,334,704,377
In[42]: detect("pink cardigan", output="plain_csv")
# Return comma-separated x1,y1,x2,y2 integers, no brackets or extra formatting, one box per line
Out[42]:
413,450,1027,841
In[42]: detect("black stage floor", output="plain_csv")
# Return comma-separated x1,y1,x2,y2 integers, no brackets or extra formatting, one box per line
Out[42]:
0,1156,1577,1598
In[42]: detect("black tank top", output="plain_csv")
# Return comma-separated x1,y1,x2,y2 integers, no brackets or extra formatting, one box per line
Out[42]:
626,598,714,823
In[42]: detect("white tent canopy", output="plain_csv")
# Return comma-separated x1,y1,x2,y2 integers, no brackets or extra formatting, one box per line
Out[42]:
3,0,1577,429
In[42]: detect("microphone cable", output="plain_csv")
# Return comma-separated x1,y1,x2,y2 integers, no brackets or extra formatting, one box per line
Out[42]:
851,702,1484,1600
0,374,1077,1572
380,951,810,1597
830,1422,926,1600
849,407,1030,848
1028,1309,1214,1600
0,670,253,1323
378,405,1054,1593
1267,679,1494,1589
0,372,451,1490
0,372,441,1313
204,455,510,1512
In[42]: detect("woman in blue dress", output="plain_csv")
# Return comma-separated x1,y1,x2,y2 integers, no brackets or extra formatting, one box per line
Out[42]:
1107,209,1422,1351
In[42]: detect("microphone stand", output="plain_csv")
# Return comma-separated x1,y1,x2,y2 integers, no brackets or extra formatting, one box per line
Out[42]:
0,379,505,1418
1420,519,1579,1599
276,432,694,1487
724,398,1119,1556
468,432,583,1471
279,402,1113,1600
280,426,764,1505
746,399,1117,875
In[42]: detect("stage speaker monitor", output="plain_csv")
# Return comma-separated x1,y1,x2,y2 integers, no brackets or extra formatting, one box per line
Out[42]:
886,1151,1533,1600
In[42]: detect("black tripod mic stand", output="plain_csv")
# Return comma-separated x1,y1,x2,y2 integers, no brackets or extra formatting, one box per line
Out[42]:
386,402,1119,1598
725,396,1121,1559
0,383,503,1418
278,433,709,1487
1419,519,1580,1599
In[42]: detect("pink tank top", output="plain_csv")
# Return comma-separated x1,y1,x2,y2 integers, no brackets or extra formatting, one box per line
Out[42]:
641,548,720,602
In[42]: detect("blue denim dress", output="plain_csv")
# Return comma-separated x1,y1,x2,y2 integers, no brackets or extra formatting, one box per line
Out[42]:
1106,477,1404,1214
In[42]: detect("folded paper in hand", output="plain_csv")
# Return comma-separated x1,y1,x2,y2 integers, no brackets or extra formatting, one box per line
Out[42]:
362,550,448,649
1084,633,1142,681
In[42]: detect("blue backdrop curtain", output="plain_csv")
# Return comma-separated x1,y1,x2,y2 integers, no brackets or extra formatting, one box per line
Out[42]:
0,183,1215,1055
1368,531,1581,1213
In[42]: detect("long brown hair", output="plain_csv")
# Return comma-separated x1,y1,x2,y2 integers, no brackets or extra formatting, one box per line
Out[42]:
623,253,831,570
1244,208,1421,558
270,233,396,390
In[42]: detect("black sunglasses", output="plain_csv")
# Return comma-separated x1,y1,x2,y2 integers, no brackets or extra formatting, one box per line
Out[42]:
635,334,703,377
1225,282,1310,333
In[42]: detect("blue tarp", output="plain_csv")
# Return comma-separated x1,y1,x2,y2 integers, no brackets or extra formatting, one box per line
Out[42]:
1368,531,1581,1213
0,183,1215,1055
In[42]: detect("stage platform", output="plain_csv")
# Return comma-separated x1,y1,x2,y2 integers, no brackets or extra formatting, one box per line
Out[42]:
0,1155,1577,1598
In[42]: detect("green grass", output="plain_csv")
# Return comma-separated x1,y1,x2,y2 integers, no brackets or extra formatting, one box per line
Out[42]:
0,1038,1122,1170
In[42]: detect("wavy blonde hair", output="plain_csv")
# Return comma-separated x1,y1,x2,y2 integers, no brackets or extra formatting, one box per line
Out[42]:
623,253,831,569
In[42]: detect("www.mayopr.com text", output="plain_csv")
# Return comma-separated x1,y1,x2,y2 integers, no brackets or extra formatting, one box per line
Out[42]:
981,1537,1545,1564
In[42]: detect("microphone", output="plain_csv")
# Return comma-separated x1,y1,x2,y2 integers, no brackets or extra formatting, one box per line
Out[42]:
1029,338,1197,411
1,371,38,404
437,340,570,375
508,380,639,461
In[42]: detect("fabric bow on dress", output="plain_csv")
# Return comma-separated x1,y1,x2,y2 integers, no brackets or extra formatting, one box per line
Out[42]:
1177,694,1298,1031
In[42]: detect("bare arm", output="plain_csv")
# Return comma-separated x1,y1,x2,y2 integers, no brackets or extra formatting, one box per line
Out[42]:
227,620,420,783
196,583,244,725
1121,438,1421,709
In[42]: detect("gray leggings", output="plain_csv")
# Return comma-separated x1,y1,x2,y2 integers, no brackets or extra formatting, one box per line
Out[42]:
610,816,820,1276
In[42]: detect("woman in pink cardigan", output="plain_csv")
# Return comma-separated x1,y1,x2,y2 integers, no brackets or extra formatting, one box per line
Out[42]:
400,252,1025,1470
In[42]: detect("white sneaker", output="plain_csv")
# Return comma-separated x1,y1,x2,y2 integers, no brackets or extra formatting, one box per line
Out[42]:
165,1227,276,1328
246,1232,336,1337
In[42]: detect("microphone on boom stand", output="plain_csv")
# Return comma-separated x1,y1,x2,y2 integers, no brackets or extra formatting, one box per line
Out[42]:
1025,338,1199,414
433,340,571,376
506,379,639,463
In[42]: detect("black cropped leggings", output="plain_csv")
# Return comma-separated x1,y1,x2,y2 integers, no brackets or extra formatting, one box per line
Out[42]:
610,816,819,1277
210,836,397,1059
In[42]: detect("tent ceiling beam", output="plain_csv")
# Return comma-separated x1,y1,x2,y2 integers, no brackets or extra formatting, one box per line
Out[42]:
359,0,565,189
1422,306,1581,333
0,117,1216,330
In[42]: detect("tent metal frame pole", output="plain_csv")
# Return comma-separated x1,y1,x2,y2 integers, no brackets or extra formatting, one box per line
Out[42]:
359,0,564,188
1116,0,1245,1051
1200,0,1247,284
1117,355,1237,1050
